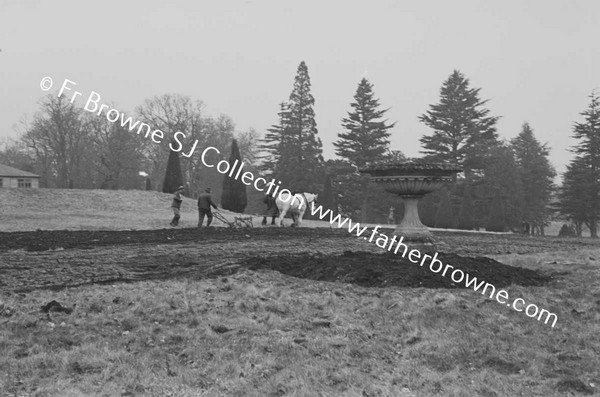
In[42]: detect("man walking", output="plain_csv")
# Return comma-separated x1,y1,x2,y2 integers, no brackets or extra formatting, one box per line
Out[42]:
170,185,185,226
197,187,218,227
261,193,279,226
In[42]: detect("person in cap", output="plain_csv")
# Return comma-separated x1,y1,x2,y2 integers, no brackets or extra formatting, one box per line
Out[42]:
170,185,185,226
261,192,279,226
197,187,218,227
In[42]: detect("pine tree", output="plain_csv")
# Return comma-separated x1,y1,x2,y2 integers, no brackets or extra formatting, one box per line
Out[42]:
569,92,600,238
274,61,324,191
435,187,455,228
258,102,291,176
511,122,556,234
557,157,594,237
419,70,499,177
221,139,247,212
335,78,394,168
162,147,184,193
335,78,395,222
487,190,506,232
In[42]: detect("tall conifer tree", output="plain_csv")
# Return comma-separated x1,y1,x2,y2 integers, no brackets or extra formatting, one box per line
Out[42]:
335,78,395,222
419,70,499,177
562,92,600,237
335,78,394,168
221,139,247,212
511,122,555,234
557,157,593,237
258,102,291,176
274,61,324,191
162,146,184,193
479,143,522,230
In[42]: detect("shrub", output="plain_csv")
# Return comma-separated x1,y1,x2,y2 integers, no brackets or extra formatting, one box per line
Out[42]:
558,223,577,237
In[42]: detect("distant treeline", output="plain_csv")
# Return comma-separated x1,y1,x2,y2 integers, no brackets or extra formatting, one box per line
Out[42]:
2,63,598,235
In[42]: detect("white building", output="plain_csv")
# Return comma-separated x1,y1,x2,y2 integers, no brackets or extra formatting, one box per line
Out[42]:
0,163,40,188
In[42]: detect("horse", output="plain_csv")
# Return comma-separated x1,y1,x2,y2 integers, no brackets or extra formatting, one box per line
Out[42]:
275,192,318,227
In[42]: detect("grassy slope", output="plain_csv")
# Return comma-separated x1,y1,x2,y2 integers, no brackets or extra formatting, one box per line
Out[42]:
0,188,347,232
0,188,286,232
0,188,566,234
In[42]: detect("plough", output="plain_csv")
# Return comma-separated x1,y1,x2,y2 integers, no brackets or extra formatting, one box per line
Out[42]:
212,210,253,228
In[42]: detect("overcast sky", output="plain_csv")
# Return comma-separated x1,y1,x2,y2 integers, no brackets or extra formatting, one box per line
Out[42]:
1,0,599,176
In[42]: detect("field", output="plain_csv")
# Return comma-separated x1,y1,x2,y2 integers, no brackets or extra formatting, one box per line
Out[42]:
1,189,599,396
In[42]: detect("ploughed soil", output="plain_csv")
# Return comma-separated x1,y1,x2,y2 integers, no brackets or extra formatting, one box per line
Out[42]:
243,251,552,289
0,227,588,293
1,227,596,254
0,227,333,252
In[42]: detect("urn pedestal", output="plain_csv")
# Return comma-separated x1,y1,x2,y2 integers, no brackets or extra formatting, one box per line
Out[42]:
360,160,462,253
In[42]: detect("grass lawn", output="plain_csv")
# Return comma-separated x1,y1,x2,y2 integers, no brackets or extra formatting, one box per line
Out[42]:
1,246,599,396
0,188,351,232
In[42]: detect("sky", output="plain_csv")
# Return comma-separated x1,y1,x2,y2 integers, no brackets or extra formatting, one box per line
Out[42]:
1,0,599,177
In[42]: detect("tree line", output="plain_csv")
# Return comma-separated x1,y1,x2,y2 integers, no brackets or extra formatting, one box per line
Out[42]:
0,94,259,202
2,62,598,236
258,64,554,231
258,63,597,235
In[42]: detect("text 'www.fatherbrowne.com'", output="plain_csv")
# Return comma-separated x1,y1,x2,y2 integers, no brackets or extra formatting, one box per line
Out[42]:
309,204,558,328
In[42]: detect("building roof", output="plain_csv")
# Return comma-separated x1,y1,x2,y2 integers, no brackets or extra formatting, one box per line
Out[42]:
0,163,40,178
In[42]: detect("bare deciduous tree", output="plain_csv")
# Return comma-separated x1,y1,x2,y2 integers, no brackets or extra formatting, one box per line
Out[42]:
22,95,91,188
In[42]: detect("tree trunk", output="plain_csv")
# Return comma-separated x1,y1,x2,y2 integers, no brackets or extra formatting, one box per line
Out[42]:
360,178,369,224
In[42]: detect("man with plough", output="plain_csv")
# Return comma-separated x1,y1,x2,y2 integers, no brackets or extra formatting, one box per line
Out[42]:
197,187,218,228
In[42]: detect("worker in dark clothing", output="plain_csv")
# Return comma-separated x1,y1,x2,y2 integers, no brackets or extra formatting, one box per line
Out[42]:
262,193,279,226
197,187,218,227
170,185,185,226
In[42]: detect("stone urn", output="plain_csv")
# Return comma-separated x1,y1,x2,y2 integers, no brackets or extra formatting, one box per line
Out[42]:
360,159,462,250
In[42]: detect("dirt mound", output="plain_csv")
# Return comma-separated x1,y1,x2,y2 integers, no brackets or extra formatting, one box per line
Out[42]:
243,251,551,289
